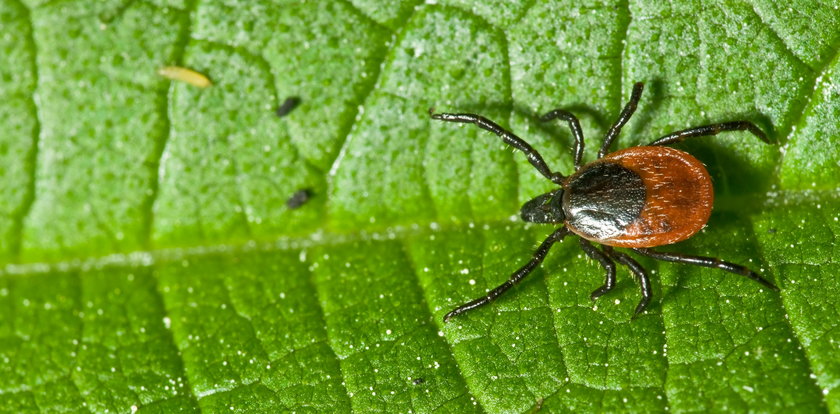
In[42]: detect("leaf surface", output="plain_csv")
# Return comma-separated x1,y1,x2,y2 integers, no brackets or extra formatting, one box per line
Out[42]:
1,0,840,412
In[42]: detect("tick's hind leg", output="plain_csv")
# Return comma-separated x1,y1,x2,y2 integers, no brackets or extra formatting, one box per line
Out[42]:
578,239,616,300
442,227,572,323
632,248,778,291
647,121,770,146
603,246,652,317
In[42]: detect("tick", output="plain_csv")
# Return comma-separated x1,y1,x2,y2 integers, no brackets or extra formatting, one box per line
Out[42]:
430,82,778,323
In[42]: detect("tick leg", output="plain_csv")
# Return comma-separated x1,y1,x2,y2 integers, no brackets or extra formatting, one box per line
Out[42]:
539,109,585,170
599,82,644,158
647,121,770,146
603,246,652,317
430,111,566,185
578,239,616,300
443,227,572,323
632,248,778,291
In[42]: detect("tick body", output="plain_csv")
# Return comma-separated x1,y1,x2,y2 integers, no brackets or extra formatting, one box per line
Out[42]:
431,82,778,322
564,146,713,247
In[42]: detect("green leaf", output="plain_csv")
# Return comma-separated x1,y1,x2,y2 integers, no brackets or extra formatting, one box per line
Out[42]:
1,0,839,412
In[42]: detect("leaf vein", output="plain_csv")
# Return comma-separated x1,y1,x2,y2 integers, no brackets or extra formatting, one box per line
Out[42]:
142,0,201,249
10,0,42,261
397,240,485,412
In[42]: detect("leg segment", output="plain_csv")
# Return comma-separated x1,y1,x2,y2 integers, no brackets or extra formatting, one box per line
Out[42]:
539,109,585,170
431,111,566,185
632,248,778,291
647,121,770,146
599,82,645,158
578,239,617,300
603,246,652,317
443,227,572,323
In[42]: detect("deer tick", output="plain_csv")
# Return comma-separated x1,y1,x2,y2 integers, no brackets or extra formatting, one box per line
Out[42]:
430,82,778,322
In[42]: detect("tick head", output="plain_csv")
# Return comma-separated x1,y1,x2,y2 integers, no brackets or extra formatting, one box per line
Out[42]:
520,189,565,224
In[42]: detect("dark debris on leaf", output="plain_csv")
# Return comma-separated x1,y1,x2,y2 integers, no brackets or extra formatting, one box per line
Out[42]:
276,96,301,117
286,188,313,209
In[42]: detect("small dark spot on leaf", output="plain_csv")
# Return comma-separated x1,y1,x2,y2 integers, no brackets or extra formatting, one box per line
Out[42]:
286,189,312,209
412,377,425,385
276,96,301,117
767,228,777,234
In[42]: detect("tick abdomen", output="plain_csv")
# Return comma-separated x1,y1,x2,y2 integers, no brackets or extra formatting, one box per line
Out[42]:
564,146,713,247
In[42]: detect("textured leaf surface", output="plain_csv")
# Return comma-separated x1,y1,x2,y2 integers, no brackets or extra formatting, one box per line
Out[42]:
1,0,840,412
